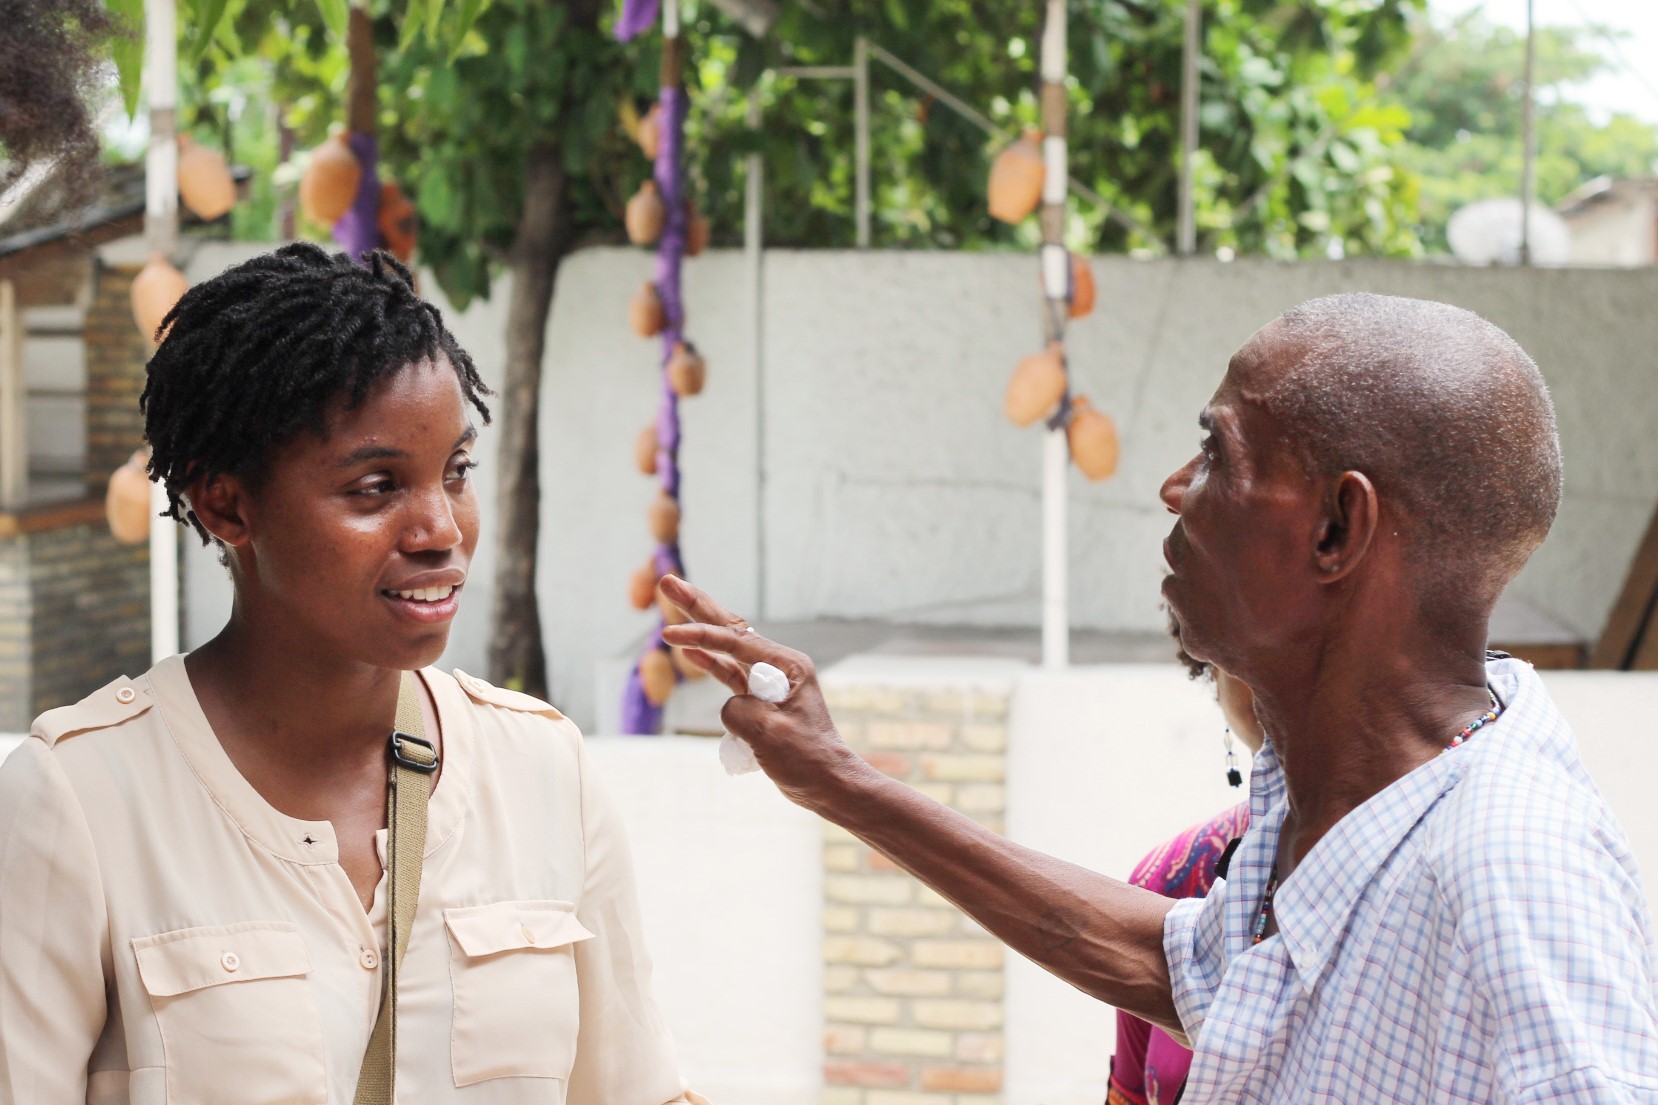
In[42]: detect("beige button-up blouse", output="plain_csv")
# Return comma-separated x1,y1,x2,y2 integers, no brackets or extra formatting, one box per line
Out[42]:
0,656,696,1105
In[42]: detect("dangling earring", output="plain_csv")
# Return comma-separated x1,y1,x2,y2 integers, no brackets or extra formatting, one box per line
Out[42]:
1224,728,1243,788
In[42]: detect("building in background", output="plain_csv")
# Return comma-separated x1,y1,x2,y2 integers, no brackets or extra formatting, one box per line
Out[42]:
1560,177,1658,267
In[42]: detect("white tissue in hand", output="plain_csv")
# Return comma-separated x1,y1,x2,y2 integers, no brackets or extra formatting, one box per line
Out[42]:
747,661,790,703
719,732,761,775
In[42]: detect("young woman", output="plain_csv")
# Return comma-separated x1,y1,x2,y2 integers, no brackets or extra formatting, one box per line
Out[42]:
0,245,700,1105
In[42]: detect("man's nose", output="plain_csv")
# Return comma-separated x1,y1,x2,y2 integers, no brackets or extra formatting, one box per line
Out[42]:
1159,460,1194,515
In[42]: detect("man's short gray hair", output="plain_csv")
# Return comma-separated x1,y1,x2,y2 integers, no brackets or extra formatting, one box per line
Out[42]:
1261,293,1562,618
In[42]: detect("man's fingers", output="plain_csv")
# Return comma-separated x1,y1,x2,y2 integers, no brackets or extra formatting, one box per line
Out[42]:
663,622,815,684
681,647,747,696
657,574,747,632
720,693,774,740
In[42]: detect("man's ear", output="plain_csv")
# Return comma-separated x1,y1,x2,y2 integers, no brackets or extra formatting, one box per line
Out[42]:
187,471,254,550
1313,470,1378,581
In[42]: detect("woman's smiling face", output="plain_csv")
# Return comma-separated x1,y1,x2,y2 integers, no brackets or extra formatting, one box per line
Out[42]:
201,356,481,672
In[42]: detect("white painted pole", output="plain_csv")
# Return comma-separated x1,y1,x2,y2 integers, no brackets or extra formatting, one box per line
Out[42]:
146,0,180,662
0,281,24,510
1178,0,1200,255
745,95,766,617
854,36,871,249
1520,0,1536,266
1039,0,1068,669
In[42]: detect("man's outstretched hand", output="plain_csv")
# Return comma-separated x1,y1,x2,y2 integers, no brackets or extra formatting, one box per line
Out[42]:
658,574,869,811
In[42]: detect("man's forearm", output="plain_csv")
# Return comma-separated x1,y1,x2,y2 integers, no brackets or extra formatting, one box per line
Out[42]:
812,757,1182,1034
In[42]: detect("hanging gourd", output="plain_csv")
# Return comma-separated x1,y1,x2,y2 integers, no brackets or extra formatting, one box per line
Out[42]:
378,181,418,262
105,450,152,545
637,103,663,160
666,342,705,397
299,134,362,226
131,252,189,342
1004,342,1067,427
1067,396,1120,482
1068,253,1096,319
648,491,681,544
628,561,658,610
630,282,665,338
686,204,711,256
626,180,666,246
635,425,659,475
988,131,1045,224
176,135,236,221
639,648,676,706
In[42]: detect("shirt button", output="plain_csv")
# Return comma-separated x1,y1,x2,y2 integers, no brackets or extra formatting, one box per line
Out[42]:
220,951,240,972
115,687,136,704
359,948,379,970
521,925,537,946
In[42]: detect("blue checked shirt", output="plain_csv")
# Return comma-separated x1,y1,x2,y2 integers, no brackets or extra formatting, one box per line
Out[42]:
1165,657,1658,1103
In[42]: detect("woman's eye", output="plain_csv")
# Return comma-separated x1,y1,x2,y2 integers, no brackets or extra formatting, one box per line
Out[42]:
447,460,478,483
355,478,397,496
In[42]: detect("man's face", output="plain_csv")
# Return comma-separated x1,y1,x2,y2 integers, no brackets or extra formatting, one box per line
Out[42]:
1158,323,1325,679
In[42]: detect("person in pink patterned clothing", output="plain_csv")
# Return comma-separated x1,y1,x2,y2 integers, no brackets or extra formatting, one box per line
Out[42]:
1107,646,1264,1105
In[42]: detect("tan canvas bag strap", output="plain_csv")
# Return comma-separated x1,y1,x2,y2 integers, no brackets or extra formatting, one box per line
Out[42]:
354,671,438,1105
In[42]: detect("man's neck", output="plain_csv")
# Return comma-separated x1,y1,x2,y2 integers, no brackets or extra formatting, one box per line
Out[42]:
1251,630,1492,872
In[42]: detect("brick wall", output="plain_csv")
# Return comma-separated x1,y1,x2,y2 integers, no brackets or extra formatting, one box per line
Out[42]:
819,680,1013,1105
0,511,151,729
0,538,28,731
84,261,152,491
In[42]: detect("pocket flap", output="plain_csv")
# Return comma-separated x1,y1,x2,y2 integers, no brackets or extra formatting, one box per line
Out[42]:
132,922,311,997
444,900,596,958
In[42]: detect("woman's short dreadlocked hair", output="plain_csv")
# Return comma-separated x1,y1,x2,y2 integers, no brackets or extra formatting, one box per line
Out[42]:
141,243,492,544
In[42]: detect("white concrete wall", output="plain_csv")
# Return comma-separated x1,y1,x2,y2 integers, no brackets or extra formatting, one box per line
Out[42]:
173,246,1658,735
5,664,1656,1105
1567,195,1658,267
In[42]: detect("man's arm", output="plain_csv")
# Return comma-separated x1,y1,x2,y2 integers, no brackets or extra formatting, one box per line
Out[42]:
658,576,1182,1035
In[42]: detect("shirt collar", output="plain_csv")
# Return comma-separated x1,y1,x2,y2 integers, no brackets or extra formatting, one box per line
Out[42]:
1255,657,1571,989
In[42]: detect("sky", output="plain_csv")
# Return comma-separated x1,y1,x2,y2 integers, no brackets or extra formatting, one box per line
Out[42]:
1433,0,1658,124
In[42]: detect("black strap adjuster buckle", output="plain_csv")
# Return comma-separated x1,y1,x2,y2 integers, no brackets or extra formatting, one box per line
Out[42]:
389,730,440,773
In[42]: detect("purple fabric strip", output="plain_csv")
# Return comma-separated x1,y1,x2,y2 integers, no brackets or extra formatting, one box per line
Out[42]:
333,132,380,265
621,82,689,734
615,0,660,41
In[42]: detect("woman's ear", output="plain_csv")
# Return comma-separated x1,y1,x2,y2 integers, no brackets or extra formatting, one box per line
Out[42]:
188,471,253,550
1312,470,1378,581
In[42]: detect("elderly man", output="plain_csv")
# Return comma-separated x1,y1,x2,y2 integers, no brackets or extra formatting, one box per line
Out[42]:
663,293,1658,1103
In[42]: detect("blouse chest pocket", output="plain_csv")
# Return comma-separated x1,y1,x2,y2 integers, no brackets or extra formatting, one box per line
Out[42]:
444,900,596,1087
131,922,327,1105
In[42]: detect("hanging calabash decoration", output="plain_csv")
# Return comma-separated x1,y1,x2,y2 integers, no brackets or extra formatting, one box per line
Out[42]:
640,648,676,706
378,181,418,262
638,104,663,160
648,491,681,544
1067,396,1120,482
299,134,362,226
628,562,659,610
176,135,236,221
635,424,659,476
667,342,706,397
1068,253,1096,319
686,204,711,257
131,252,189,342
630,282,665,338
626,180,666,246
988,131,1045,224
105,450,153,545
1004,342,1067,427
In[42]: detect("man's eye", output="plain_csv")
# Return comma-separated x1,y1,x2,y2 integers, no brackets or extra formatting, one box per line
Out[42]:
448,460,478,483
1200,436,1218,459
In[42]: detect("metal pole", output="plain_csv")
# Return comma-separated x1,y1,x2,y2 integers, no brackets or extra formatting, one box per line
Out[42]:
854,36,871,249
1520,0,1536,266
1177,0,1200,255
145,0,180,662
1039,0,1069,669
745,95,766,617
0,280,23,509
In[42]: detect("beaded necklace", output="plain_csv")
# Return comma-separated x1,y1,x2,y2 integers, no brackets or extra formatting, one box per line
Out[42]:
1251,688,1504,946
